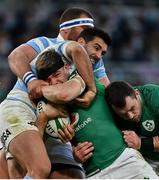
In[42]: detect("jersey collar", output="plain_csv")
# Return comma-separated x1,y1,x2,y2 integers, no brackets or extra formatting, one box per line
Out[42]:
57,33,64,41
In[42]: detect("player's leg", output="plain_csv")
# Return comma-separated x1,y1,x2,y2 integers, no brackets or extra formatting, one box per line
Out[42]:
45,136,85,179
8,130,51,179
145,157,159,176
0,99,51,179
89,148,158,179
7,154,26,179
0,148,9,179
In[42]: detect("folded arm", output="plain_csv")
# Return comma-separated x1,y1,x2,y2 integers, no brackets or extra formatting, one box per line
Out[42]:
42,74,85,104
66,41,96,95
8,44,48,99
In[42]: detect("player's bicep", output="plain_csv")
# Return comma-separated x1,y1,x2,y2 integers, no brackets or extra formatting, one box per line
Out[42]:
9,44,37,64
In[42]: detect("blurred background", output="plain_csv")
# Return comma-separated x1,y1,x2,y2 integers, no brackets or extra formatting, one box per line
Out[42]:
0,0,159,102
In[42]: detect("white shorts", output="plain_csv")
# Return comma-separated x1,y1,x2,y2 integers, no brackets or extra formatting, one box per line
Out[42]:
0,90,38,151
88,148,158,179
145,158,159,176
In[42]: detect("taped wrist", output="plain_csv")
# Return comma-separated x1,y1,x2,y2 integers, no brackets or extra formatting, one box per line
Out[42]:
140,137,154,152
23,71,37,86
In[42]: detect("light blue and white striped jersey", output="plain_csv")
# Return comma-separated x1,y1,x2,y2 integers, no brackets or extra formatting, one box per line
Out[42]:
13,38,72,92
26,35,107,80
13,34,107,93
5,35,106,167
93,60,106,80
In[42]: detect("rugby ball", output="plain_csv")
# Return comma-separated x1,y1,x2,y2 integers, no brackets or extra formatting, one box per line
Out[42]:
37,101,70,138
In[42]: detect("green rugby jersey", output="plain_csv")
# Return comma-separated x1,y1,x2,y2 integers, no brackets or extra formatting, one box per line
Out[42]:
136,84,159,160
70,80,126,175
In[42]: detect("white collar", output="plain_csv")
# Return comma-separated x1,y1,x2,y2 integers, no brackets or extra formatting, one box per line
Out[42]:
57,33,64,41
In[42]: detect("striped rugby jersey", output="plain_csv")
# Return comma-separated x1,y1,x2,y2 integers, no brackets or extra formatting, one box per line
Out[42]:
13,35,107,92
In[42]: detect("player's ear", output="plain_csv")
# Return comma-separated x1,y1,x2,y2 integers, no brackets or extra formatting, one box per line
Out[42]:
135,89,139,96
134,89,140,100
45,75,52,83
64,64,70,69
63,64,70,73
77,37,86,46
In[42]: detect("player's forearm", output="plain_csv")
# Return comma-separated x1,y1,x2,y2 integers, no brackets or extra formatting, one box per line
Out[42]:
153,136,159,151
139,136,159,152
8,44,37,80
70,45,96,94
42,84,81,103
35,112,48,137
42,76,85,103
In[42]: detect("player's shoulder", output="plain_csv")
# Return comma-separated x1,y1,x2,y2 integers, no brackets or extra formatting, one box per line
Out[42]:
26,36,59,45
137,84,159,92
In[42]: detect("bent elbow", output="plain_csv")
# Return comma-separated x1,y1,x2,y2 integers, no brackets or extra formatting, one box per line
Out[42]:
8,49,18,66
8,52,14,64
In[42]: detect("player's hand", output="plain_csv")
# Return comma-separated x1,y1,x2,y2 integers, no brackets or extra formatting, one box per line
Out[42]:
43,103,68,119
122,130,141,150
57,124,75,143
74,90,96,108
28,79,49,100
73,142,94,163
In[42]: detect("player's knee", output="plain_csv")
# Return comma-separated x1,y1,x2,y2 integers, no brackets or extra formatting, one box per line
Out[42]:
29,160,51,178
37,160,51,178
8,159,25,179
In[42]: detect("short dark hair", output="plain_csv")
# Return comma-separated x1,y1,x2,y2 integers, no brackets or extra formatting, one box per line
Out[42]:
36,49,64,80
105,81,136,108
59,7,93,25
77,27,112,47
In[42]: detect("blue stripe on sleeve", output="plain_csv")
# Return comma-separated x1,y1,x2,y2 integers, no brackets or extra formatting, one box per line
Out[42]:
26,36,49,54
93,59,107,79
56,42,66,56
38,37,49,49
26,39,41,53
50,38,60,44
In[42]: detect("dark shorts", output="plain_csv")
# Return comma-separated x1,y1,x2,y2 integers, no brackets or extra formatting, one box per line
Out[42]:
51,163,84,172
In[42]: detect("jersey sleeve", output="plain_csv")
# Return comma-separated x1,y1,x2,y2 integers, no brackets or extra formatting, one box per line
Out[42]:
142,84,159,116
56,41,73,64
26,36,51,53
150,86,159,116
93,58,107,80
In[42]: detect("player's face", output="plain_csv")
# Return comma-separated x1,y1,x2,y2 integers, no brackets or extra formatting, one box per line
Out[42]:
84,37,107,64
46,65,69,85
112,91,142,122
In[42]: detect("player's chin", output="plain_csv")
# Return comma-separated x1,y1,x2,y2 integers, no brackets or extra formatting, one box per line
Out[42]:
135,117,140,122
131,117,139,122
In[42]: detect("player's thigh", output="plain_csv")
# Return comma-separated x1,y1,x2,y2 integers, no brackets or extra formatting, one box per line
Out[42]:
145,158,159,176
9,130,50,169
0,99,36,150
109,148,158,179
0,148,9,178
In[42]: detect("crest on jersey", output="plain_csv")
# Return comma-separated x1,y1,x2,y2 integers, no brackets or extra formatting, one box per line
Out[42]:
142,120,155,132
70,112,79,126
